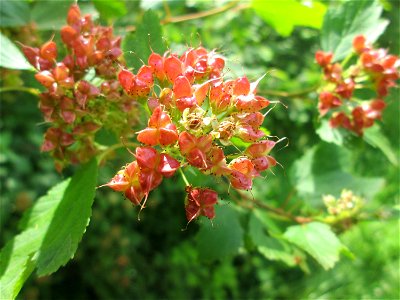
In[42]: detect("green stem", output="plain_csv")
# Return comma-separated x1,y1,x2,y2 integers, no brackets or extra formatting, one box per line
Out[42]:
259,84,320,98
0,86,40,96
179,168,190,186
341,51,355,69
97,142,138,165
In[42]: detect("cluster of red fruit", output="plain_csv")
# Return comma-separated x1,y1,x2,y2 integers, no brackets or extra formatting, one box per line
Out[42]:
315,35,399,135
105,47,278,222
21,4,137,171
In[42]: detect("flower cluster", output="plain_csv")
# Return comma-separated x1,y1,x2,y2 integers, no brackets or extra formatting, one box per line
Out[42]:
105,47,278,222
315,35,399,135
323,189,363,216
21,4,138,171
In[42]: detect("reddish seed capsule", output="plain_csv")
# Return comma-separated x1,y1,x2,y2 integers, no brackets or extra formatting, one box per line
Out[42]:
67,4,81,26
185,186,218,222
35,71,55,88
60,26,78,47
40,40,57,61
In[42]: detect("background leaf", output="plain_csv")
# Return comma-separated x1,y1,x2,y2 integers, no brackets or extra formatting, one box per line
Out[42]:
363,125,399,166
290,142,385,203
283,222,348,269
0,159,98,299
252,0,327,36
0,0,30,27
248,213,296,266
31,0,73,30
316,119,349,146
122,10,166,70
0,32,33,70
196,205,243,261
321,0,389,61
93,0,127,21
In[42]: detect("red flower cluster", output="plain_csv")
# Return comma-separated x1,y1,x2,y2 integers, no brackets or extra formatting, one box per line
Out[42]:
105,47,278,222
21,4,137,171
315,35,399,135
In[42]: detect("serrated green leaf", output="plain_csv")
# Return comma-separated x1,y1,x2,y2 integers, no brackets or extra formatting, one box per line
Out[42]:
196,205,243,261
93,0,127,21
0,159,98,299
36,159,98,275
363,125,399,166
283,222,347,269
0,230,40,300
252,0,327,36
0,0,30,27
122,10,166,70
321,0,389,61
248,214,296,266
0,32,33,70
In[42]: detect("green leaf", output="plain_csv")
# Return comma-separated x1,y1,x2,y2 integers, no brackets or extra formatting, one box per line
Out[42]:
0,32,33,70
36,159,98,275
0,0,30,27
290,143,384,203
230,136,252,149
31,0,73,30
321,0,389,61
363,125,399,166
316,119,348,146
0,159,98,299
0,229,40,300
196,205,243,261
93,0,127,21
248,213,296,266
283,222,348,269
252,0,327,36
122,10,166,70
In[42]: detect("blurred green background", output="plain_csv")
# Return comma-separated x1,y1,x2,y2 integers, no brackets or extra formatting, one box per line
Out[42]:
1,0,399,299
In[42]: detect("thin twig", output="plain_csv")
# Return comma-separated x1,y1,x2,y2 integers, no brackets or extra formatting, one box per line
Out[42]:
235,190,313,224
258,84,320,98
125,1,248,32
0,86,40,97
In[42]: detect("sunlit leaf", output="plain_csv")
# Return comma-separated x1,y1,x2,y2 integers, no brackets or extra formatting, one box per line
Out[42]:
284,222,348,269
0,32,33,70
252,0,327,36
93,0,127,21
0,159,98,299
